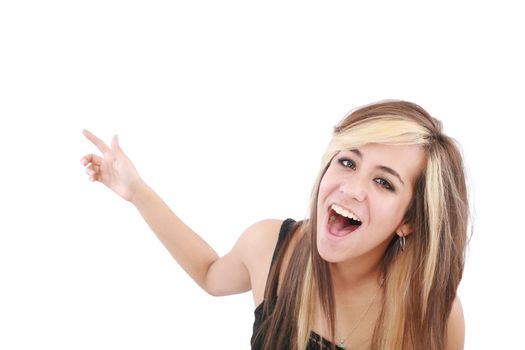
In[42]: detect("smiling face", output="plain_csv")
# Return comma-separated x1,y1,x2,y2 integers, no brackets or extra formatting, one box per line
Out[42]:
316,143,427,263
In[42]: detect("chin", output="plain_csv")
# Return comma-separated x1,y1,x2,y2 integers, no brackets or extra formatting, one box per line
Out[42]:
317,249,341,263
316,233,350,263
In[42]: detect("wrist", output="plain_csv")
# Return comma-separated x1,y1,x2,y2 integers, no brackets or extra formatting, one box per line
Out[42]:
129,178,151,205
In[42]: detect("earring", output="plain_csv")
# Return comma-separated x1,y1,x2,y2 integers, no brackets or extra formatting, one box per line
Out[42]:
399,235,406,251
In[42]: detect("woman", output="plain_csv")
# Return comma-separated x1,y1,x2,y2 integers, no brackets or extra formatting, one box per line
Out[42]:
81,100,468,350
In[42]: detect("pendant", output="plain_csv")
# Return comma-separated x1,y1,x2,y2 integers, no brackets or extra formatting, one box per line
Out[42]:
338,340,346,350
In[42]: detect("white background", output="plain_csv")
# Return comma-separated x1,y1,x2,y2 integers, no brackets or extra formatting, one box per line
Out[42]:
1,1,523,349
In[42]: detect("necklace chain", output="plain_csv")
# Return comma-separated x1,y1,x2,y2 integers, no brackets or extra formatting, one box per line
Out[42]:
336,277,384,350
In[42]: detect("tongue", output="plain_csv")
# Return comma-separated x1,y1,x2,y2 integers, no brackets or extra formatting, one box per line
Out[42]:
329,214,359,237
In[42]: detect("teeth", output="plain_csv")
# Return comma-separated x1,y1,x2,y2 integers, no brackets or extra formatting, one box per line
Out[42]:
331,204,361,222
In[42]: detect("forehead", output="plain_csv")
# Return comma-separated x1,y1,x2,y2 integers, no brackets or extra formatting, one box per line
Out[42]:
344,143,427,184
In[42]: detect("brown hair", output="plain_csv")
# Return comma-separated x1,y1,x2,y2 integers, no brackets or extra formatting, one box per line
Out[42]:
252,100,469,350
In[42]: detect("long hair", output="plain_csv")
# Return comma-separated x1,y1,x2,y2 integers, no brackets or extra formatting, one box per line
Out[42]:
253,100,469,350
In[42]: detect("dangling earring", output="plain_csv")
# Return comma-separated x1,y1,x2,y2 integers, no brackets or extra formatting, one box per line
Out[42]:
399,235,406,251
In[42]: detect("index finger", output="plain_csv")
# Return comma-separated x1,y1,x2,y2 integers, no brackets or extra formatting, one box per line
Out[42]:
83,129,110,153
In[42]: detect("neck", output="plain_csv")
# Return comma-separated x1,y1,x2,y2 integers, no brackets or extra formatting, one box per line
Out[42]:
316,253,384,349
330,249,385,294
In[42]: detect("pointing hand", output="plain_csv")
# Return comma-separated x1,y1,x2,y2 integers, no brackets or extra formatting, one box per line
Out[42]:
80,130,145,202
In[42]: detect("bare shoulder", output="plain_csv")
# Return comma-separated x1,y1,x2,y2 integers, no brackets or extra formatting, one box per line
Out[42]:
204,219,284,297
236,219,284,269
446,296,465,350
235,219,284,304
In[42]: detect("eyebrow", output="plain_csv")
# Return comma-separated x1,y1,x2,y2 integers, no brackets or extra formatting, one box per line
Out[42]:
350,149,405,185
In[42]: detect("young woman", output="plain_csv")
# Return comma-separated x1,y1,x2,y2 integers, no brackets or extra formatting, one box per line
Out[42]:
81,100,468,350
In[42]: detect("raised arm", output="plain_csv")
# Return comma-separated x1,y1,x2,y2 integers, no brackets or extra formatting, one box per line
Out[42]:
80,130,265,296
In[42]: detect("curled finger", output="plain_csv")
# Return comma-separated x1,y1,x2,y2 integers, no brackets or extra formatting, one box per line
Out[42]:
81,154,102,167
85,164,100,182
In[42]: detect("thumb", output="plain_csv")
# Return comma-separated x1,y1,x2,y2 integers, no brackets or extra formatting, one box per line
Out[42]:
111,134,122,152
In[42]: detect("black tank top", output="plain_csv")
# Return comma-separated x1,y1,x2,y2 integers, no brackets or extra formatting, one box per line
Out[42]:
251,219,341,350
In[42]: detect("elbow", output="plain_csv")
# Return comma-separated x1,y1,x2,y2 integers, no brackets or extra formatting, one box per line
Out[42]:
203,285,223,297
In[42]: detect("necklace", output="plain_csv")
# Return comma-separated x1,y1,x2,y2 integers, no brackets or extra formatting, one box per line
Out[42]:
336,278,384,350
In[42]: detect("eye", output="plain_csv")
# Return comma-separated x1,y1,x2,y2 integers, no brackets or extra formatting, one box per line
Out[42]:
374,178,395,191
338,158,356,170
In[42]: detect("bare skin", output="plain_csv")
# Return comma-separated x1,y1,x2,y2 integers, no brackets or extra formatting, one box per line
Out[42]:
80,130,464,349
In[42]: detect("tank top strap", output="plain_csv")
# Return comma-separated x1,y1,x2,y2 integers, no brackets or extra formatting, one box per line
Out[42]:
268,218,296,271
252,218,297,349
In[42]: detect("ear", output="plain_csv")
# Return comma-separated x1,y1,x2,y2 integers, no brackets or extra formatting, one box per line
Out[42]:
395,222,413,237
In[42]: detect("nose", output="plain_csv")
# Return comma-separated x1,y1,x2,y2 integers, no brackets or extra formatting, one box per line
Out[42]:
339,176,368,202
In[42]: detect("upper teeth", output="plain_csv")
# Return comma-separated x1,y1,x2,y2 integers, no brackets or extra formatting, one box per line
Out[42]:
331,204,361,222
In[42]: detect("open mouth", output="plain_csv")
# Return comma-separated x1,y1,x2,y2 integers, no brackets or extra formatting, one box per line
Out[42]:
327,204,362,237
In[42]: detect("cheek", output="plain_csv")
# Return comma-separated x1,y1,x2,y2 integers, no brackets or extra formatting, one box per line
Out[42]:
317,180,330,202
318,169,338,197
317,176,339,216
371,195,412,230
370,198,406,229
316,178,333,222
